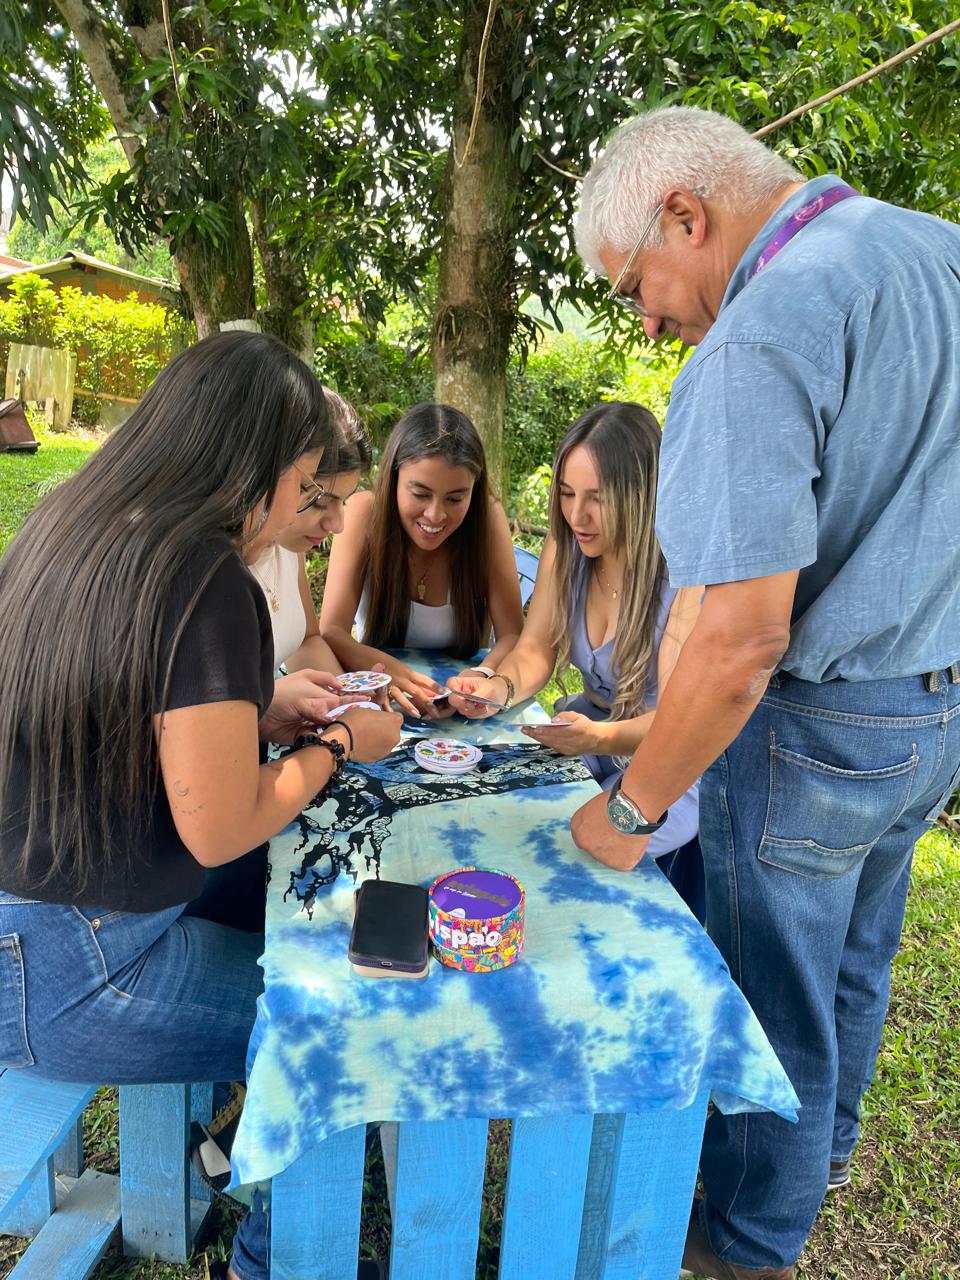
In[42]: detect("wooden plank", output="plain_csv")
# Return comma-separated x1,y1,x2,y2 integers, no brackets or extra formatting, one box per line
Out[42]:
189,1083,214,1206
8,1169,120,1280
378,1122,398,1220
72,388,140,405
271,1124,366,1280
0,1158,54,1238
0,1074,96,1221
388,1119,488,1280
499,1114,593,1280
5,342,76,426
54,1119,85,1179
576,1094,709,1280
119,1083,209,1262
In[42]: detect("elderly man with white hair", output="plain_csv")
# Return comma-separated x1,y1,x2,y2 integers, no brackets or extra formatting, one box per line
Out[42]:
570,106,960,1279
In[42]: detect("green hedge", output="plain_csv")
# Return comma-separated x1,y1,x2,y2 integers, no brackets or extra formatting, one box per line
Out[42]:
0,274,193,423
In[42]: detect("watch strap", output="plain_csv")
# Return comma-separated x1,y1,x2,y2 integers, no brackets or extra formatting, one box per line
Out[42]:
607,777,668,835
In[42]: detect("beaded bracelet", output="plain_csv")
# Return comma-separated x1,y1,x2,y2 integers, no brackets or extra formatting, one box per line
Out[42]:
292,731,347,775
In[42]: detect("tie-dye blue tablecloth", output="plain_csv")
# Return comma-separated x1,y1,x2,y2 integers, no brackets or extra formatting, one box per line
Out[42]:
230,653,798,1189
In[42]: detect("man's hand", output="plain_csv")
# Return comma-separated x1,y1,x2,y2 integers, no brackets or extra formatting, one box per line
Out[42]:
570,791,650,872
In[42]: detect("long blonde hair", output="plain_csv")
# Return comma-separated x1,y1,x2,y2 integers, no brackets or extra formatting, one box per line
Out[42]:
549,402,665,721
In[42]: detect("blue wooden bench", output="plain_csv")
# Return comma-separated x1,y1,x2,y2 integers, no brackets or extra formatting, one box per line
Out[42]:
4,1076,707,1277
0,1073,214,1275
0,1070,117,1278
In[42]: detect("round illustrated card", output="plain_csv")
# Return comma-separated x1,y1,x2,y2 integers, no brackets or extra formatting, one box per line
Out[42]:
323,702,383,720
414,738,482,770
338,670,393,695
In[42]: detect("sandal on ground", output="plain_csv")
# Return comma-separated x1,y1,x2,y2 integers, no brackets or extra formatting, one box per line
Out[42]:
190,1083,247,1202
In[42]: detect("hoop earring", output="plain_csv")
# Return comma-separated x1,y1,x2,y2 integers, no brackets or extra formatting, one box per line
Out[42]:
243,501,271,545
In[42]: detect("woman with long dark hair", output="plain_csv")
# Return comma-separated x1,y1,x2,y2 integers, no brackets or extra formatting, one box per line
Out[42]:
0,331,400,1280
450,403,702,897
320,402,523,716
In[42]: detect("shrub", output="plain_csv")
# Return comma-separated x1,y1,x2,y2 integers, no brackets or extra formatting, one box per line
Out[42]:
0,274,193,421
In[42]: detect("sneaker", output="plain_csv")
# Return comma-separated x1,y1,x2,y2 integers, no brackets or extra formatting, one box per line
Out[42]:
682,1203,796,1279
190,1084,247,1201
826,1157,851,1191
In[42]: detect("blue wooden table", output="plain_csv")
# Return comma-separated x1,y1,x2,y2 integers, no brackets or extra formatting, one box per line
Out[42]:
232,652,798,1279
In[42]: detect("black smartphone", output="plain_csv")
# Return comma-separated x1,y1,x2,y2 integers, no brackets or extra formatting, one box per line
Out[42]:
348,879,429,979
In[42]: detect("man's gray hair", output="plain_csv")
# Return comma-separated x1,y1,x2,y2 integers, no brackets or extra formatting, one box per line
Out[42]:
575,106,800,272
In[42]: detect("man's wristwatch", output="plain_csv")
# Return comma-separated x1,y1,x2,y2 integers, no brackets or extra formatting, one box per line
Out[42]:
606,778,668,836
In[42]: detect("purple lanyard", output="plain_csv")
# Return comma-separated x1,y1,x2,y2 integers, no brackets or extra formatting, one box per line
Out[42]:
748,183,860,282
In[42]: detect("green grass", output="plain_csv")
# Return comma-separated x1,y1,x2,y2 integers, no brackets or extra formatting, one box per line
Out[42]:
0,417,101,553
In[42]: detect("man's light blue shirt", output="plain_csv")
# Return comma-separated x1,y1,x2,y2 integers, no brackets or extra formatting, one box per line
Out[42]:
657,175,960,682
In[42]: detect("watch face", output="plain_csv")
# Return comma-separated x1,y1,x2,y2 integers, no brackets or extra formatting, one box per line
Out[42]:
607,792,638,834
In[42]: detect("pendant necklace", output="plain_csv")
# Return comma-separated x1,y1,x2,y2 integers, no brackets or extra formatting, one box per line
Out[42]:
593,559,622,601
250,546,281,612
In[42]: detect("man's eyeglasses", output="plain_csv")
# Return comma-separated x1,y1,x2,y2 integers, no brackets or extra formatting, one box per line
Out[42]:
606,201,664,318
606,190,707,318
294,465,326,514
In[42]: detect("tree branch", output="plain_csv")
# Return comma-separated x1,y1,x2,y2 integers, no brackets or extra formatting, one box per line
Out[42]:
52,0,146,166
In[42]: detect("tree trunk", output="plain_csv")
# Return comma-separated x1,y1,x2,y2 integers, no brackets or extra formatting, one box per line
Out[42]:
174,195,256,339
431,0,526,497
251,197,315,364
56,0,258,339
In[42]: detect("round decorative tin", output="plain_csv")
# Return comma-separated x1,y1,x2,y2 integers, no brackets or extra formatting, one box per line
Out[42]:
428,867,525,972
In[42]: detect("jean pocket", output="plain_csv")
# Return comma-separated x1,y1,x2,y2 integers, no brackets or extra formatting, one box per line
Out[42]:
759,741,918,879
0,933,35,1068
923,759,960,823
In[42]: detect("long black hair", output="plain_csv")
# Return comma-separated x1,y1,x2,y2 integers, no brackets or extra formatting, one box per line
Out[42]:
0,330,331,891
364,402,489,657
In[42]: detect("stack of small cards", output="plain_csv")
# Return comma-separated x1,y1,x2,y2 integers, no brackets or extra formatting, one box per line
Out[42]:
414,737,483,776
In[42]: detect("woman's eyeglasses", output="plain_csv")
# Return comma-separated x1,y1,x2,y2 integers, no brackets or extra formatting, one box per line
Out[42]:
294,465,326,513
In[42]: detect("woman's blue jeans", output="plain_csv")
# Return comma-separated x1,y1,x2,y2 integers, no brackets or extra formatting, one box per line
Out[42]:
696,669,960,1269
0,895,270,1279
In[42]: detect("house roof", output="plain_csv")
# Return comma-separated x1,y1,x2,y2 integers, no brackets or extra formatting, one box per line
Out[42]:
0,254,34,269
0,250,179,304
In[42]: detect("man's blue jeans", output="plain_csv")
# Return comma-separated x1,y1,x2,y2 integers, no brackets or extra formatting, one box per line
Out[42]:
696,669,960,1270
0,895,270,1280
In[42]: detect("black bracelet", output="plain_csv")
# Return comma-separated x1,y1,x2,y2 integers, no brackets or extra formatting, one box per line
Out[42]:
328,719,354,757
292,732,346,776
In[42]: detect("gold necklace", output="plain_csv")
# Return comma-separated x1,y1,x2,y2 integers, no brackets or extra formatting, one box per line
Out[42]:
593,559,622,601
411,557,430,602
250,547,281,612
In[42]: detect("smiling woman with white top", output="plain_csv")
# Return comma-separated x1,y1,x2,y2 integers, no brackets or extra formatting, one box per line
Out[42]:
320,403,523,717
